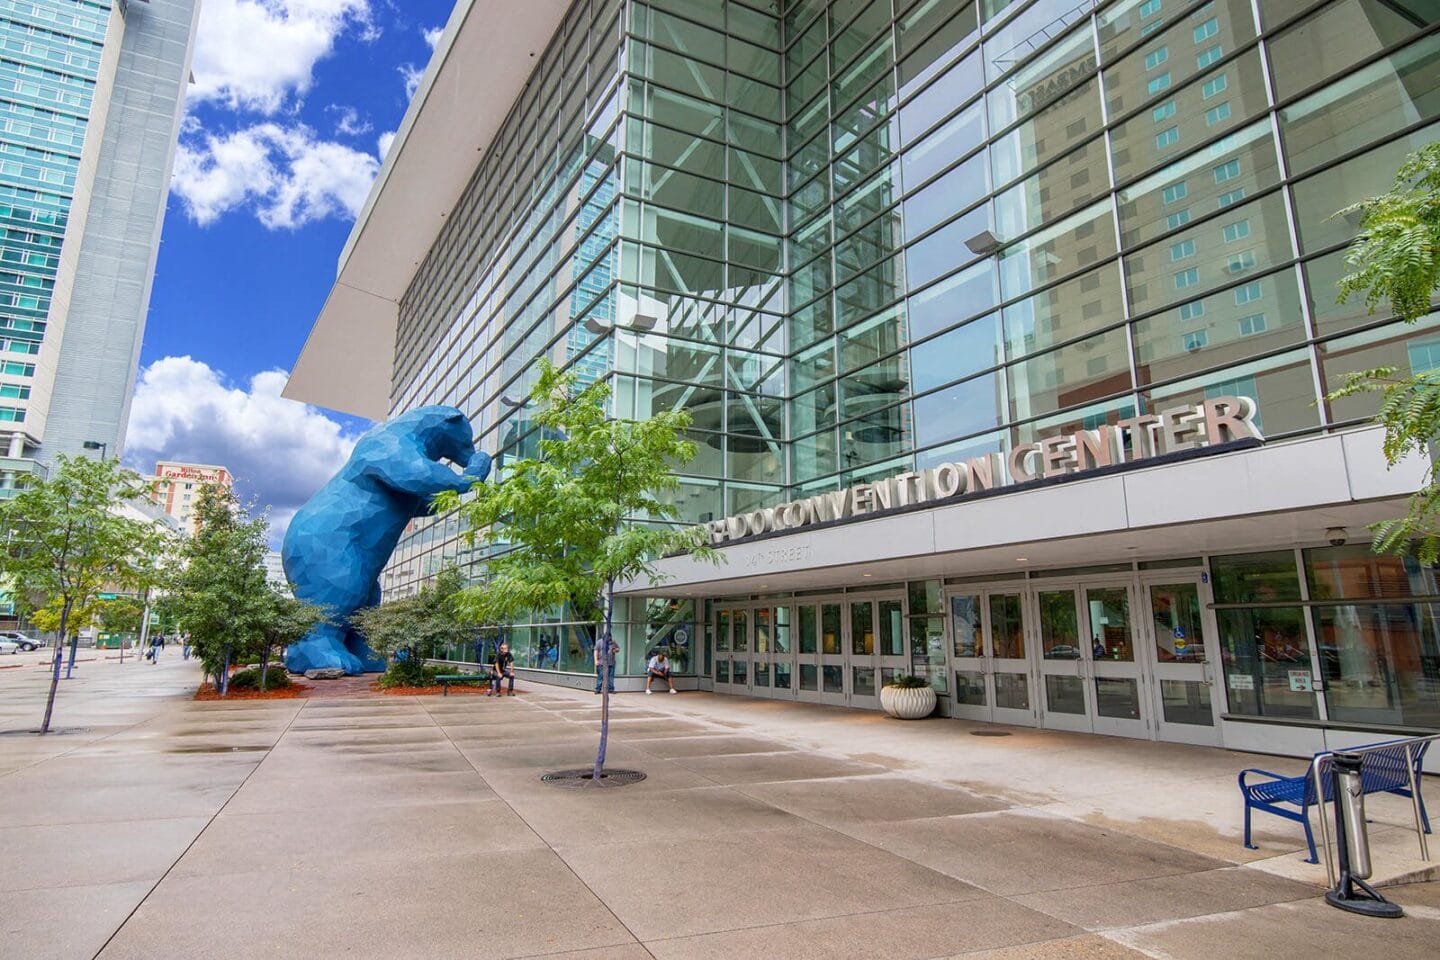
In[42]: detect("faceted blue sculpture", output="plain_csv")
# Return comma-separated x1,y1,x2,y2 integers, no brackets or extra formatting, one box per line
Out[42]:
282,406,491,675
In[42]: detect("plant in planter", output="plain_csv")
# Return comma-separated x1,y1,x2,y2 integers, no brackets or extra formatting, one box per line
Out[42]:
880,674,937,720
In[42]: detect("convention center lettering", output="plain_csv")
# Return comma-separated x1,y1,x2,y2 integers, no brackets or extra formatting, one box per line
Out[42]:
704,396,1263,548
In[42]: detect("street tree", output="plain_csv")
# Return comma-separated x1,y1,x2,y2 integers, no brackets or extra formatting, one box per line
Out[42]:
1332,142,1440,560
0,455,162,732
255,589,325,691
165,484,274,695
436,360,719,781
350,566,472,682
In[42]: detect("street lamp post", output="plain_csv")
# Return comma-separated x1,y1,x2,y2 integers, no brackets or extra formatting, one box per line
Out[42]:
81,440,107,460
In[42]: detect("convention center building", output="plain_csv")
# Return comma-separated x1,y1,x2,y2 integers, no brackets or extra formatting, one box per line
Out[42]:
286,0,1440,756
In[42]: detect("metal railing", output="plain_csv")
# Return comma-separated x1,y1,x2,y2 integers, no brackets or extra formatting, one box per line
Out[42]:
1311,733,1436,887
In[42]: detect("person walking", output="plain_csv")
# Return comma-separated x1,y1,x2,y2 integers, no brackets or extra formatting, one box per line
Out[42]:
490,641,516,696
147,633,161,664
646,650,676,695
593,636,619,695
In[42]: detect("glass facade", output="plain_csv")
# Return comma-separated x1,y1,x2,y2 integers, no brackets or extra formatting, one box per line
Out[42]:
383,0,1440,683
0,0,109,433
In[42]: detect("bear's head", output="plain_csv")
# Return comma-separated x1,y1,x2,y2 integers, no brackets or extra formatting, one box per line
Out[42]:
389,405,477,466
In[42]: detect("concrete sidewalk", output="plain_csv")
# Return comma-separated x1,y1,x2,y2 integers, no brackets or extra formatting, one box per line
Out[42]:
2,656,1436,960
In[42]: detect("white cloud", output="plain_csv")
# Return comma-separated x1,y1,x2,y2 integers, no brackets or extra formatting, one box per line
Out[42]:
171,123,380,228
124,357,365,546
422,25,443,48
376,130,396,160
191,0,374,115
399,62,423,100
328,104,371,137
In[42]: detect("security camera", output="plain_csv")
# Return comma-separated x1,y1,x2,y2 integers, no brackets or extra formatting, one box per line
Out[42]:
1326,527,1348,547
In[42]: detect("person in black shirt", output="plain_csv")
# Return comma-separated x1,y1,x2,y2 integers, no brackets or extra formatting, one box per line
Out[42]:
490,642,516,697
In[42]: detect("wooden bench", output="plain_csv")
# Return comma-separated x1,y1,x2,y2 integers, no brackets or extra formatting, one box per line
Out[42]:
1239,737,1431,862
434,674,489,696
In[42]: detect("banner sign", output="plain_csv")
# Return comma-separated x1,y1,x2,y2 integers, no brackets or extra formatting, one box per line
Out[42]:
704,396,1263,547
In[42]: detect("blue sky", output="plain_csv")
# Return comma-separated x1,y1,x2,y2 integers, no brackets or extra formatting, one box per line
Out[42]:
124,1,456,543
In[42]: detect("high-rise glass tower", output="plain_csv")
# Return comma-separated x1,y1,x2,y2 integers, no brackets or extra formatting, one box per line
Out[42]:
0,0,199,488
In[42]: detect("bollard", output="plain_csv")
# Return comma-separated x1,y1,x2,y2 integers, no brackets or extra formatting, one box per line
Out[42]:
1324,752,1402,918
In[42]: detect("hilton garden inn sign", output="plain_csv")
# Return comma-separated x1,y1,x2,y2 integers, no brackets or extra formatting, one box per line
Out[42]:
704,396,1264,547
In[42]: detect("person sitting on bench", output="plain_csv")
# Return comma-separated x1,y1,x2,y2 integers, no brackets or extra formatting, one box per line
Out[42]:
646,651,676,695
490,642,515,697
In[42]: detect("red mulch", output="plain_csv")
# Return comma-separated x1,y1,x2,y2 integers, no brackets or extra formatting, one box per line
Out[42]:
194,682,311,701
374,681,524,696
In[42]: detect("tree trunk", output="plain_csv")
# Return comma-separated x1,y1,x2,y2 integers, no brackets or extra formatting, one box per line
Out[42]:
259,642,272,692
592,579,615,783
64,629,79,679
219,646,231,697
40,599,72,733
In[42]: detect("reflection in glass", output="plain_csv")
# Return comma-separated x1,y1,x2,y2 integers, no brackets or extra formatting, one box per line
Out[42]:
956,670,986,705
717,610,730,652
1039,590,1080,659
800,663,818,691
717,660,729,683
952,595,983,656
774,661,792,690
1312,603,1440,727
732,659,748,685
754,660,770,687
995,672,1030,710
799,605,818,654
910,616,948,692
879,600,904,656
1215,607,1318,719
854,666,876,697
1086,588,1133,661
733,609,749,652
1151,583,1206,662
1046,675,1086,714
1095,677,1141,719
1160,679,1214,726
989,593,1025,658
823,664,844,693
852,601,875,655
823,603,842,654
754,607,771,653
774,605,792,654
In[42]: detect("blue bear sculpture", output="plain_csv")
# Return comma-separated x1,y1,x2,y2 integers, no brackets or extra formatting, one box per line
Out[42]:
282,406,491,675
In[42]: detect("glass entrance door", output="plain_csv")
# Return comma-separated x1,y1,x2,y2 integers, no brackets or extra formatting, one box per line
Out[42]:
713,606,751,695
760,603,796,699
752,605,773,696
1035,587,1091,733
950,588,1037,726
1082,583,1148,738
818,601,846,705
1143,578,1221,745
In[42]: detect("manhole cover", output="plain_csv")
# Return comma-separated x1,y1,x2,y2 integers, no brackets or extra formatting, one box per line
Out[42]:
541,768,647,788
970,730,1012,737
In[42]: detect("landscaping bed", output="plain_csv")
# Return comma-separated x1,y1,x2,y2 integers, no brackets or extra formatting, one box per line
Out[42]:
194,681,310,701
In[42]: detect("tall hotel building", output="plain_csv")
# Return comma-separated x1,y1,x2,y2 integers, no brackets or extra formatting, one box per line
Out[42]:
288,0,1440,756
0,0,199,488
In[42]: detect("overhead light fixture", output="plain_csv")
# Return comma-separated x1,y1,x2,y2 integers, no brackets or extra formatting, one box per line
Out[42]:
1015,557,1028,562
583,316,610,335
629,313,658,332
965,229,1003,255
862,573,873,578
499,395,525,408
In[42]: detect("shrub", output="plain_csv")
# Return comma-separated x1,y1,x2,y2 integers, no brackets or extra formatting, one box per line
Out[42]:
227,664,293,690
376,659,450,689
886,674,931,689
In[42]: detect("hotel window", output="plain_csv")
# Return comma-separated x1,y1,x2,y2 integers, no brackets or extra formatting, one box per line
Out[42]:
1166,209,1191,229
1179,300,1206,322
1193,18,1218,42
1213,159,1241,183
0,406,22,422
1170,238,1195,261
1222,219,1250,242
1153,100,1176,122
1182,330,1208,351
1147,73,1172,94
1145,47,1169,70
1217,188,1245,207
1407,340,1440,373
1155,126,1180,149
1227,250,1256,273
1202,74,1227,98
1196,45,1222,68
1204,102,1231,126
0,384,29,399
1162,181,1188,204
1174,267,1200,289
1237,313,1266,336
1234,280,1263,304
1140,0,1161,16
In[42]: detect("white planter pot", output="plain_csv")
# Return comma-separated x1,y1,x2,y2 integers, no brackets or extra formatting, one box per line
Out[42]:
880,684,936,720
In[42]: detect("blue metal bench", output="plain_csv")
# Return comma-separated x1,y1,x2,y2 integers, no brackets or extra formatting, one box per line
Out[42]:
1240,737,1431,863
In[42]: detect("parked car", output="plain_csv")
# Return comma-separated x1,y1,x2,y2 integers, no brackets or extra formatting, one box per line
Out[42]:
0,638,19,655
0,631,43,651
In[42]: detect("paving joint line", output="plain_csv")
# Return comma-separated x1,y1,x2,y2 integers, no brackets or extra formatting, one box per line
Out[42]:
419,695,663,960
86,698,308,960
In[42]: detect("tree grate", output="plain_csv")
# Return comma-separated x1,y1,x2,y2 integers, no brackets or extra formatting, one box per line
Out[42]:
969,730,1012,737
541,768,647,788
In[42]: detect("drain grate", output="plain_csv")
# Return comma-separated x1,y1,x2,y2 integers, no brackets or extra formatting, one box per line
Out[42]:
541,768,647,788
970,730,1012,737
